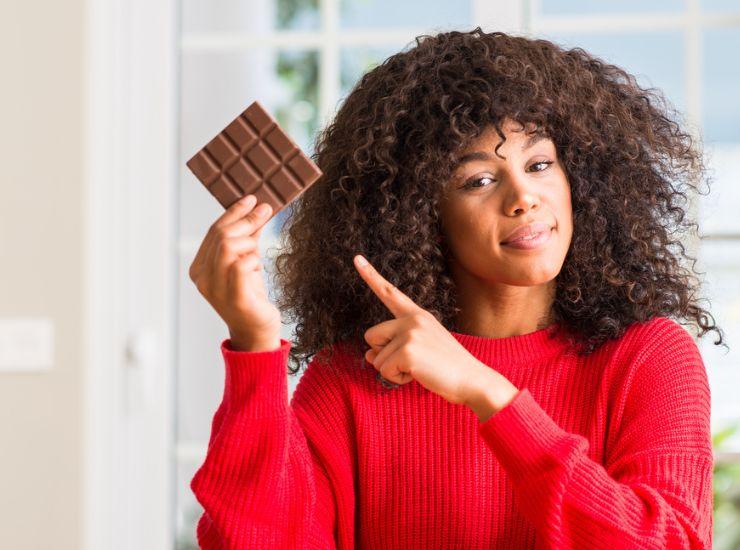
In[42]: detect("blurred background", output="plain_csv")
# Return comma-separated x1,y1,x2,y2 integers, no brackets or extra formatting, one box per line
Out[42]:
1,0,739,548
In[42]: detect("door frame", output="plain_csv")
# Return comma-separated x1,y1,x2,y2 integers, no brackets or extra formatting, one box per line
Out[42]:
83,0,178,548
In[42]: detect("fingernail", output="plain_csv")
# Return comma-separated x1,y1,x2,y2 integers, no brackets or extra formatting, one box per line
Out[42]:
356,255,368,267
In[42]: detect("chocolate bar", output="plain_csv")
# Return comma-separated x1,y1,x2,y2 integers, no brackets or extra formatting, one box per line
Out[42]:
186,100,322,216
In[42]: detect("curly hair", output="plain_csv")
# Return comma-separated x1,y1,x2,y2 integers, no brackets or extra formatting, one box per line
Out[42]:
270,26,727,375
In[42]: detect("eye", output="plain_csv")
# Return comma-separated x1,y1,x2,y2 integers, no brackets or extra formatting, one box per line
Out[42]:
459,161,554,190
461,175,495,189
530,160,554,172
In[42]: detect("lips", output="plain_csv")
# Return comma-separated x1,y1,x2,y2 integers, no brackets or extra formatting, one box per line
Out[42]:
501,222,553,244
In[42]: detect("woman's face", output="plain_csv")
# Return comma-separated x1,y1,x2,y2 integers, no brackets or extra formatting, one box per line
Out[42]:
439,118,573,288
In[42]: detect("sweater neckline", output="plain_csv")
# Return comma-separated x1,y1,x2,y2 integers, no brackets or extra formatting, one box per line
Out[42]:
450,322,571,366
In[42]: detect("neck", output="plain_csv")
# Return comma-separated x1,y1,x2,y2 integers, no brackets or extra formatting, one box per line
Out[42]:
452,278,556,339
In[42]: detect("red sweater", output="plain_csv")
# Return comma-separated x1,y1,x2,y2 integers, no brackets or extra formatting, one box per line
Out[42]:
190,316,713,549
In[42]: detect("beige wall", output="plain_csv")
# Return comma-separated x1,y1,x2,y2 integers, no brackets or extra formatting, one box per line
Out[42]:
0,0,84,548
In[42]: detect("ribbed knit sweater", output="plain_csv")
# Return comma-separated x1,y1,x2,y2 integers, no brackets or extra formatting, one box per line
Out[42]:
190,316,714,549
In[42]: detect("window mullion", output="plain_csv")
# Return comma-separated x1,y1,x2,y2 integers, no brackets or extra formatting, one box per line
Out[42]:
319,0,341,131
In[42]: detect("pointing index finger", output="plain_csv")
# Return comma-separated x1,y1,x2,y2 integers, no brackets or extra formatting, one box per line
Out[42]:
353,254,420,318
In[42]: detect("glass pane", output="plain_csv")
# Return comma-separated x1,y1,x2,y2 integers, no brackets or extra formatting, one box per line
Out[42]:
179,48,319,240
181,0,320,32
339,0,471,29
340,45,403,98
701,0,740,13
697,143,740,236
539,31,687,114
276,0,321,29
175,459,202,550
700,28,740,238
695,240,740,451
702,28,740,143
539,0,685,16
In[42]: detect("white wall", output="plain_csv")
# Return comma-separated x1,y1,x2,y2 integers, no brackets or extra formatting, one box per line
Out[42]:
0,0,85,548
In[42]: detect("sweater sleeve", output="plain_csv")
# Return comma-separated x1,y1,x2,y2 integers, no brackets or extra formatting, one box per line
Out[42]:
477,320,714,549
189,338,357,549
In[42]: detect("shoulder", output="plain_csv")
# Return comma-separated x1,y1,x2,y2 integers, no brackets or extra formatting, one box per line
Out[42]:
614,316,707,399
620,316,701,365
605,317,713,466
601,316,707,403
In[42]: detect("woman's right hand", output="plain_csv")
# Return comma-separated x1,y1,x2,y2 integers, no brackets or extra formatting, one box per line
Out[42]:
189,194,282,351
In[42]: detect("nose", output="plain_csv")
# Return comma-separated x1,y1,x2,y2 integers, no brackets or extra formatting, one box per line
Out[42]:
503,171,540,216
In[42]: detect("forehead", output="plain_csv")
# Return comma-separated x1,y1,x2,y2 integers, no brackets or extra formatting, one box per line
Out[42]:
470,120,545,147
453,121,552,168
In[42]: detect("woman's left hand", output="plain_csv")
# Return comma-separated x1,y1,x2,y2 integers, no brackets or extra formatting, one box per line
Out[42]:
352,254,519,416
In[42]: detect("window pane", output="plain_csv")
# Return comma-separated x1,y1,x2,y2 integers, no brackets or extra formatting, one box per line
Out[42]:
699,28,740,237
701,0,740,13
697,144,740,236
696,240,740,452
539,0,685,16
181,0,320,32
702,28,740,144
340,45,403,97
538,31,687,114
276,0,321,30
339,0,471,29
179,48,319,240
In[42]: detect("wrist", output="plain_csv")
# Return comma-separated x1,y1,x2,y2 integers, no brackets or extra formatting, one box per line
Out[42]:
228,330,281,352
465,367,519,423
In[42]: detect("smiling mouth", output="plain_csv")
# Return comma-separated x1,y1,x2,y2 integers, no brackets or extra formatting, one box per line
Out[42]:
504,231,546,244
500,227,555,249
501,227,553,244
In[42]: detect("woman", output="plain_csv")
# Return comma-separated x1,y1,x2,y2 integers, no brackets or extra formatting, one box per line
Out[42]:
188,27,725,549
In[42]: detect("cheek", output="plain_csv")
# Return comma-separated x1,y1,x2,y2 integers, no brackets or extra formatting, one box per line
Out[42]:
554,200,575,253
441,212,492,260
440,202,471,236
446,209,488,243
561,194,574,234
553,177,573,227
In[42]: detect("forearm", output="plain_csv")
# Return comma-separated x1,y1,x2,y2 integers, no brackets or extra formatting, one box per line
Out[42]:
476,388,713,548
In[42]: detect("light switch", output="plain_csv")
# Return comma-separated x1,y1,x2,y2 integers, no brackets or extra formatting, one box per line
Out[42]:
0,317,54,372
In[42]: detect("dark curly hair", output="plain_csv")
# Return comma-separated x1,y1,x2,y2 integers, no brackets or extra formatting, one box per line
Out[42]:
270,26,727,375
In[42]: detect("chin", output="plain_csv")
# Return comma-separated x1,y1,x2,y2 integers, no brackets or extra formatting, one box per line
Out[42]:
493,265,560,286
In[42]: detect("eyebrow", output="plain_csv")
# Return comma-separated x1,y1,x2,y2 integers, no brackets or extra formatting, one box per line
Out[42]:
455,133,549,166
